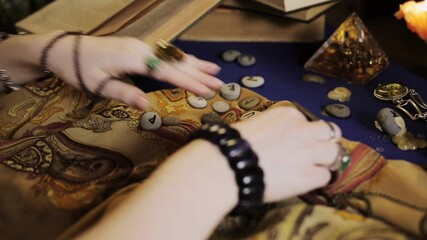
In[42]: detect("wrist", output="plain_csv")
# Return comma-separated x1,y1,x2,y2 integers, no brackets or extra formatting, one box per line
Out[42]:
170,139,239,212
0,32,58,85
81,139,238,240
190,123,265,215
135,139,239,239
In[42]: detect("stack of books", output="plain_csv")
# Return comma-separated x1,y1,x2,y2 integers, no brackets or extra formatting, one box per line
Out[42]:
180,0,340,42
253,0,337,13
15,0,340,45
15,0,222,46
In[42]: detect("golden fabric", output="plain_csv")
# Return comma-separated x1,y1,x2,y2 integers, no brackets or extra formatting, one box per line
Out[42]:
0,77,425,240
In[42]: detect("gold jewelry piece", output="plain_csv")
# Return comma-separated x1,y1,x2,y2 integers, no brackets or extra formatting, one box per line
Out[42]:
374,82,427,121
373,82,408,101
154,40,184,62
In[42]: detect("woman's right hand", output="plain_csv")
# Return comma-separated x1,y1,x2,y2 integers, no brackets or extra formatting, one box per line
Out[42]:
0,32,224,110
232,106,342,202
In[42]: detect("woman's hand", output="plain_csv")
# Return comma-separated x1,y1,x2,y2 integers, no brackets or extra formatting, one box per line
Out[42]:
233,106,342,202
48,34,224,109
78,106,344,240
0,32,224,109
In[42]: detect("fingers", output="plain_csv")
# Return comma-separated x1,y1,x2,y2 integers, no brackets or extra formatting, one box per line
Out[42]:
140,42,224,96
292,164,333,191
97,37,224,98
137,55,224,98
185,54,221,75
172,58,224,89
308,166,332,188
100,78,150,110
311,120,341,142
71,36,226,111
255,107,342,140
281,120,341,147
252,107,345,167
302,141,341,167
149,63,220,98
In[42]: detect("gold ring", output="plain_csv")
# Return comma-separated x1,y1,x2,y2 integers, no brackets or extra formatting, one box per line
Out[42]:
154,39,185,62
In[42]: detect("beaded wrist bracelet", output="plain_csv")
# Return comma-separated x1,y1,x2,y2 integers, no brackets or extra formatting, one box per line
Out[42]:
191,122,265,215
40,31,82,75
39,31,103,101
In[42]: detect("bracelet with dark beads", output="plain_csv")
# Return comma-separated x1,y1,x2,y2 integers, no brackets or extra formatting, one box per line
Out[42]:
190,122,265,215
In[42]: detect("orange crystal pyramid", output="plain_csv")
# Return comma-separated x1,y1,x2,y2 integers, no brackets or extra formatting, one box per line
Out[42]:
304,12,389,86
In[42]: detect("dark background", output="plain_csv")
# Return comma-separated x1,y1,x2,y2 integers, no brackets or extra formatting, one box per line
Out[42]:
327,0,427,79
0,0,53,33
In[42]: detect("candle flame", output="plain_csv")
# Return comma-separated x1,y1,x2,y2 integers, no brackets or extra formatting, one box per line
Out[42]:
420,0,427,10
396,1,427,42
411,0,427,11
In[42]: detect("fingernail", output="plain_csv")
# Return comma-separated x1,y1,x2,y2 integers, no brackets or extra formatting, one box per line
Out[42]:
213,64,221,71
213,78,225,88
212,65,222,74
134,96,151,110
202,90,216,100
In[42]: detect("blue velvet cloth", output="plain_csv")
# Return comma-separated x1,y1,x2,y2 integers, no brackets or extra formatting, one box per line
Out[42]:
133,40,427,166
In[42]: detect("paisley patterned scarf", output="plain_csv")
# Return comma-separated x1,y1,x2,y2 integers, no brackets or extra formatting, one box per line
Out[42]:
0,77,425,240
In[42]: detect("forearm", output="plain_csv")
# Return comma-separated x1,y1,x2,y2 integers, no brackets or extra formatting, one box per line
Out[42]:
79,140,238,240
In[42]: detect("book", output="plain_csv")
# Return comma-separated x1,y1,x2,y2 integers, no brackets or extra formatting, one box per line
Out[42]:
91,0,160,36
15,0,134,34
254,0,335,13
179,7,325,42
111,0,221,46
16,0,221,46
222,0,339,22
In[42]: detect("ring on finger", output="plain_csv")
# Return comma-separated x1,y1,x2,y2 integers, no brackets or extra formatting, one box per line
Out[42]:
154,39,185,62
330,142,351,172
328,142,351,184
145,56,162,74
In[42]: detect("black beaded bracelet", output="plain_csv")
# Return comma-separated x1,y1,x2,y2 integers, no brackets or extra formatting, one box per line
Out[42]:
191,122,265,215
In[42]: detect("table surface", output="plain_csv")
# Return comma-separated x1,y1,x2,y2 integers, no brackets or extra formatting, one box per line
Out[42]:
134,40,427,166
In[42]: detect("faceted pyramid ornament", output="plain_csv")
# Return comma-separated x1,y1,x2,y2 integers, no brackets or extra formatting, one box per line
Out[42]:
304,12,389,86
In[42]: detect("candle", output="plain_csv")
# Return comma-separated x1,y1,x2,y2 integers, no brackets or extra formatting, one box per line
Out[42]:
395,1,427,42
